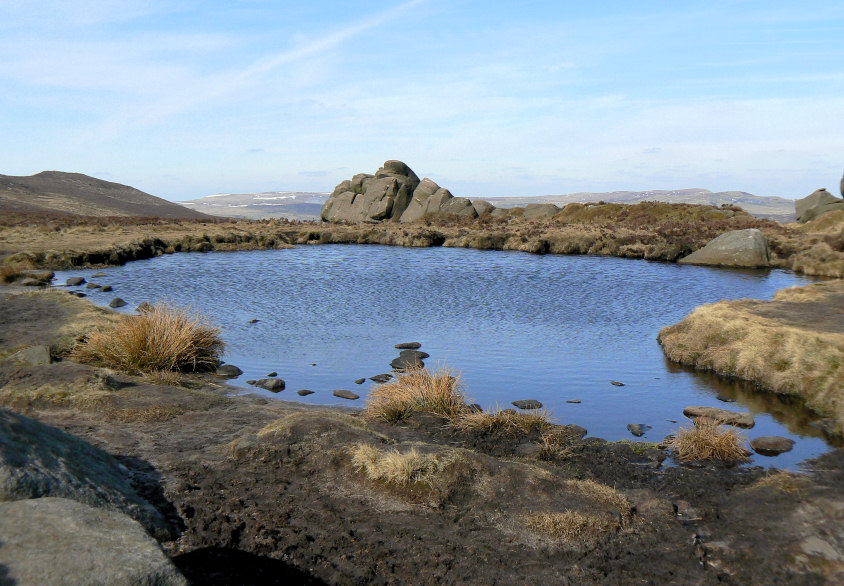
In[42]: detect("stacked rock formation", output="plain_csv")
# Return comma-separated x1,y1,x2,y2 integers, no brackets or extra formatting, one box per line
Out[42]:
320,160,495,223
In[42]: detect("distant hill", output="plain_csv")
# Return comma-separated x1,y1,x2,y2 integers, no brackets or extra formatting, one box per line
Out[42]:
180,191,329,221
486,189,797,222
0,171,212,219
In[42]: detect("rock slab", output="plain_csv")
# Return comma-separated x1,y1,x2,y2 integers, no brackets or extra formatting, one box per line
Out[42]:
7,344,51,366
750,436,795,456
678,229,770,268
512,399,543,410
683,406,755,428
0,498,187,586
333,389,360,400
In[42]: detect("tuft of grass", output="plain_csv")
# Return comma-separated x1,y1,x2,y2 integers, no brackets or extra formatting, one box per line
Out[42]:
364,366,468,422
523,511,616,542
667,419,750,463
351,443,454,487
563,479,632,518
72,302,224,374
453,406,554,435
0,264,27,283
539,427,582,458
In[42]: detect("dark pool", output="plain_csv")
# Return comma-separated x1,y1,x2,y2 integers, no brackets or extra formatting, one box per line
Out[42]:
55,244,831,468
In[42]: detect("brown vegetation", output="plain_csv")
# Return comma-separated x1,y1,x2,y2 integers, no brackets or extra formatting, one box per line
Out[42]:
666,420,750,463
73,303,224,374
453,406,554,435
364,367,468,422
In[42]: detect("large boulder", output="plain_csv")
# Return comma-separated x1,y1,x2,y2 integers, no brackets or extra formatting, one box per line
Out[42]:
795,188,844,222
0,497,187,585
322,161,487,223
677,229,770,268
0,408,172,540
522,203,560,220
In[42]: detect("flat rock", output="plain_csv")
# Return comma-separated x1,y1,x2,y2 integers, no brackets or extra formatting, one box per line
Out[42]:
7,344,51,366
333,389,360,400
0,498,187,586
297,389,314,396
65,277,86,286
512,399,543,410
683,406,755,428
750,436,795,456
354,378,366,384
390,353,425,371
395,342,422,349
248,318,260,324
610,380,625,386
215,364,243,378
0,409,171,539
678,228,770,268
627,423,652,437
566,399,582,404
85,282,100,289
370,373,393,383
91,272,108,277
99,285,113,292
251,378,285,392
17,277,42,286
109,297,128,308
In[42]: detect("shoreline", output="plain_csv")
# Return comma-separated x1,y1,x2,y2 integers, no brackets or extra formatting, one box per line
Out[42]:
1,287,843,582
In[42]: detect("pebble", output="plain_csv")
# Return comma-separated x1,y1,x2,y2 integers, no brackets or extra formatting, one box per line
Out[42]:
333,389,359,400
610,381,625,387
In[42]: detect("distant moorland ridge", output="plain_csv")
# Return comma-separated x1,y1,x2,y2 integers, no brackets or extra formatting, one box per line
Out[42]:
0,171,211,219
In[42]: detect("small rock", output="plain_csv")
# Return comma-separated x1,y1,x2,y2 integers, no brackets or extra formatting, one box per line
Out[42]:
673,499,703,522
333,389,359,400
311,363,317,366
215,364,243,378
610,381,625,387
109,298,128,308
566,399,581,404
512,399,543,410
73,292,86,297
750,436,795,456
251,378,285,392
716,395,737,403
248,319,259,324
627,423,652,437
267,371,277,377
85,282,100,289
66,277,85,286
354,378,365,385
683,406,755,428
370,374,393,383
8,345,51,366
390,354,424,371
246,380,256,385
666,419,677,423
395,342,422,349
137,302,154,313
99,285,113,292
297,389,314,396
91,272,108,278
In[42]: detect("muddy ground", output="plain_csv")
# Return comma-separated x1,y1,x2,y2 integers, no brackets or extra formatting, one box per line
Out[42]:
2,288,843,584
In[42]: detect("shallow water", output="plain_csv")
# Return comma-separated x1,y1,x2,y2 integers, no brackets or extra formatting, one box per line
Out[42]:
55,244,832,468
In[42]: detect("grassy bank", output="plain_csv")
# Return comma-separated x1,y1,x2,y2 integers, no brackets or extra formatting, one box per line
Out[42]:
3,202,843,277
658,280,844,434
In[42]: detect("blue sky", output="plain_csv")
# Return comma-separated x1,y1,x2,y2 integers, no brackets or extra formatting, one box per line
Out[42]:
1,1,843,201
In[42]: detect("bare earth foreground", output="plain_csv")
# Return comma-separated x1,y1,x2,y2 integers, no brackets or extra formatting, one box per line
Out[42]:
1,288,843,584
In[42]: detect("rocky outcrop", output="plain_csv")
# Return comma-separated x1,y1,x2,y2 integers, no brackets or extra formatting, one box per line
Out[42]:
0,497,187,585
678,228,770,268
0,408,172,539
321,161,491,223
795,188,844,222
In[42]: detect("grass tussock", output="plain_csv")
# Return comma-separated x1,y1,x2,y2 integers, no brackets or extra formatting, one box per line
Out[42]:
73,302,224,374
539,427,583,458
563,479,632,518
747,471,812,495
364,367,468,422
667,419,750,463
453,407,554,435
523,510,617,543
350,443,461,487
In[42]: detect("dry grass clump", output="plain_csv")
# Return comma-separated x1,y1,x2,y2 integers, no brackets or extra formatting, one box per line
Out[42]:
523,511,616,542
73,302,224,374
747,471,812,495
539,427,584,458
453,407,554,435
364,367,468,422
564,479,632,518
667,420,750,463
351,443,455,487
0,264,28,283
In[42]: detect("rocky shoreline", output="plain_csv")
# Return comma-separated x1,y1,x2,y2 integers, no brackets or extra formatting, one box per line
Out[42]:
1,286,843,583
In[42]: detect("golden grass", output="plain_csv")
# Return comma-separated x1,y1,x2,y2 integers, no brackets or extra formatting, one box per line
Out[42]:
0,264,27,283
453,406,554,434
523,510,617,542
539,427,583,458
658,293,844,432
72,302,224,374
350,443,463,487
563,479,632,518
364,366,468,422
747,471,812,495
666,420,750,463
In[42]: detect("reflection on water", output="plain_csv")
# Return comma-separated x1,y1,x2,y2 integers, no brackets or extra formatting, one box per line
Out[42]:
54,244,832,468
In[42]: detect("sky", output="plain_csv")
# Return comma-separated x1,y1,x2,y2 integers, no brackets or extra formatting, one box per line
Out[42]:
1,1,843,201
